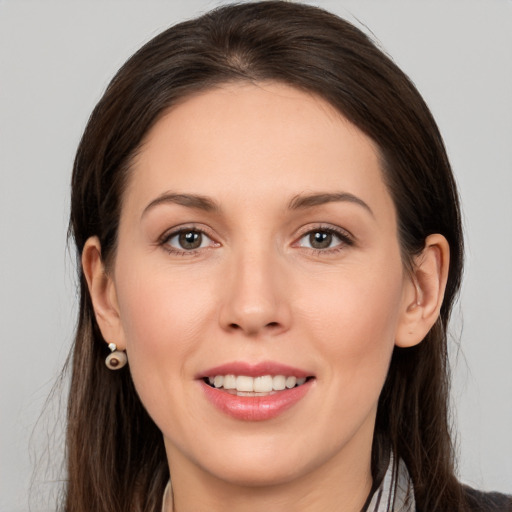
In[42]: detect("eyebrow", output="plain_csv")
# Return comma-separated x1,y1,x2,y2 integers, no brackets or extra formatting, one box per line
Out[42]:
141,190,373,218
141,192,220,218
288,192,374,216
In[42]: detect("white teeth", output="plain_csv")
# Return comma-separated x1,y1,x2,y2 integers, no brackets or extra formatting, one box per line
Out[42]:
223,374,236,389
254,375,273,393
236,375,254,392
206,374,308,393
272,375,286,390
285,376,297,389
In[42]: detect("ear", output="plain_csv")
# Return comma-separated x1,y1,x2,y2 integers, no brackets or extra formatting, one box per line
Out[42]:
82,236,126,350
395,234,450,348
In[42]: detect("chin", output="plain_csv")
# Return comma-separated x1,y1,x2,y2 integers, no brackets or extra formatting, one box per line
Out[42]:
204,455,314,488
181,430,345,489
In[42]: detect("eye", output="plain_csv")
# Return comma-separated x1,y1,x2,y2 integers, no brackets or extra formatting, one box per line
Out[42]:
162,228,215,252
296,227,352,251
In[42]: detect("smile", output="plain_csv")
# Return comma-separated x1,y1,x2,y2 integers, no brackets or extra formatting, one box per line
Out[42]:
199,362,315,421
205,374,309,396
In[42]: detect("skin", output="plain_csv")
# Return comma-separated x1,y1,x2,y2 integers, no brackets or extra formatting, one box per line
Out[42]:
83,82,449,512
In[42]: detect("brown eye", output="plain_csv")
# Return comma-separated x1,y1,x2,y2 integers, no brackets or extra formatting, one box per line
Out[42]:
296,227,352,252
163,229,214,253
309,231,333,249
178,231,203,250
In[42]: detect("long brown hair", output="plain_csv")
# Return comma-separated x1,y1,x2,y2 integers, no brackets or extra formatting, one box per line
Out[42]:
66,2,465,510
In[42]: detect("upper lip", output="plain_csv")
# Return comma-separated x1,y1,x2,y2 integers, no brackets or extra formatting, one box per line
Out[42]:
197,361,312,379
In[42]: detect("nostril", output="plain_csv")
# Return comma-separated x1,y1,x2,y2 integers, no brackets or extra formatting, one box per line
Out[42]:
227,321,281,333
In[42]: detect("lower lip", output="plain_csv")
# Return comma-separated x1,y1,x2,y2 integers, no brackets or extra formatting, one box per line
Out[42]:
200,380,313,421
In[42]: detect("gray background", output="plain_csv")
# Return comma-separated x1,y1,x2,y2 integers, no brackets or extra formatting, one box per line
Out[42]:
1,0,511,510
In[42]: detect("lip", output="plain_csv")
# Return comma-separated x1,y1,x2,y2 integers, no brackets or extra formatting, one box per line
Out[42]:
197,361,311,379
198,361,314,421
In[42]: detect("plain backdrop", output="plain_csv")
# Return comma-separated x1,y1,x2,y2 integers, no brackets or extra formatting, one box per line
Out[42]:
1,1,511,510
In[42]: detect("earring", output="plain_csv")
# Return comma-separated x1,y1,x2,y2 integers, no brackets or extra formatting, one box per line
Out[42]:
105,342,127,370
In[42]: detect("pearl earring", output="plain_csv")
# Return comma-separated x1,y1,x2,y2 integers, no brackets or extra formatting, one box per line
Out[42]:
105,343,127,370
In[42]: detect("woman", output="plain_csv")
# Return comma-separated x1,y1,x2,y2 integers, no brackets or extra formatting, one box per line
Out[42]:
66,1,511,511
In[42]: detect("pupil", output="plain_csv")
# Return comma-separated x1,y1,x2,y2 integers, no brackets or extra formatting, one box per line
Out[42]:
179,231,201,249
310,231,332,249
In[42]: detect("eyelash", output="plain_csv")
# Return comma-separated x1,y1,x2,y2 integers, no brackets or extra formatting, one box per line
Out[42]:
159,226,218,256
294,225,354,255
158,224,354,256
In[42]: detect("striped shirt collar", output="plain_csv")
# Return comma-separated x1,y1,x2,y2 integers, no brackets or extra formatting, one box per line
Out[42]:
365,453,416,512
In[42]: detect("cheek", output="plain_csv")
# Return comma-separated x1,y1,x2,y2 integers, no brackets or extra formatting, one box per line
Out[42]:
299,261,403,339
296,262,404,394
116,259,217,350
112,260,219,411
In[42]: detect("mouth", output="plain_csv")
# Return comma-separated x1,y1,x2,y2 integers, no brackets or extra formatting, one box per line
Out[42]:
198,362,315,419
203,374,313,396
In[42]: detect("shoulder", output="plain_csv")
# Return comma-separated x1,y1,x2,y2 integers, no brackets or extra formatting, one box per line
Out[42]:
463,486,512,511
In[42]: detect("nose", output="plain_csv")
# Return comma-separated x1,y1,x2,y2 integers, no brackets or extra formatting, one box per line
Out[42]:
218,247,291,337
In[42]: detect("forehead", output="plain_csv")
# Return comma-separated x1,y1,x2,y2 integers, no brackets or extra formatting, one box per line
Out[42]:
124,81,392,219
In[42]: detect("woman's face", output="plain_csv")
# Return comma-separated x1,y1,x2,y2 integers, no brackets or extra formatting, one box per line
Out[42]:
108,82,416,488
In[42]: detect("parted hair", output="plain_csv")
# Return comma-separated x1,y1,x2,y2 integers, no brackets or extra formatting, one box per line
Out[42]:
66,2,465,511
